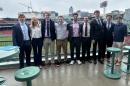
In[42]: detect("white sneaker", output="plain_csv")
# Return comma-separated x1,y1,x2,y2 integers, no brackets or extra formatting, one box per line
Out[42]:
51,60,55,64
77,60,82,65
70,60,75,65
51,58,55,64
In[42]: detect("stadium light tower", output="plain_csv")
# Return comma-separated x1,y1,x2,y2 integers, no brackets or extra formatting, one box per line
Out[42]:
19,0,33,12
0,7,3,18
100,0,108,16
0,7,3,11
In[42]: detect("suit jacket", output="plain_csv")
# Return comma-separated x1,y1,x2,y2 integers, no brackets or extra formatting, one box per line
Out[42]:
12,22,31,47
104,21,115,41
67,22,82,41
90,18,106,40
41,19,56,41
80,22,92,39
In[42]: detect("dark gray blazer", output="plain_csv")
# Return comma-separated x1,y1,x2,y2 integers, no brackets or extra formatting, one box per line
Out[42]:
90,18,106,40
12,22,31,46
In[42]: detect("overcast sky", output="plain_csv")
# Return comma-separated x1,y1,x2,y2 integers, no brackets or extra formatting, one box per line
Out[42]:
0,0,130,18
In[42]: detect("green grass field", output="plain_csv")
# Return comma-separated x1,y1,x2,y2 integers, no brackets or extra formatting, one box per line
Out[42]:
0,36,12,41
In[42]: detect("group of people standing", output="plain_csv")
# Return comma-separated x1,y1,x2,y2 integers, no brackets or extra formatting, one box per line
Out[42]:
12,10,127,69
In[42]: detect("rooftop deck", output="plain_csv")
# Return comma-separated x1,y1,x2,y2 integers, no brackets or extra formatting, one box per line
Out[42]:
0,62,130,86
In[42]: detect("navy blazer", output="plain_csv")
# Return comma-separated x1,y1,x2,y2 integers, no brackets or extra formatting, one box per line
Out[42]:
90,18,106,40
12,22,31,46
41,19,56,41
104,21,115,41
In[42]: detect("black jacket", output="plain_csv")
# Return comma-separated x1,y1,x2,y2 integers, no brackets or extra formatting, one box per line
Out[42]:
41,19,56,41
90,18,106,40
104,21,115,41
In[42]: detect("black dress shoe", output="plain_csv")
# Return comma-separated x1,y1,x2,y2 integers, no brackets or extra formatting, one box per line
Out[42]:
88,60,92,63
98,60,104,64
82,60,86,64
94,60,97,64
107,58,110,63
56,62,61,67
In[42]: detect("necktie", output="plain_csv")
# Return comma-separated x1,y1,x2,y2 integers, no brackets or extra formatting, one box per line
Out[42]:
108,22,110,29
107,22,111,30
47,21,50,36
98,19,102,26
85,23,87,36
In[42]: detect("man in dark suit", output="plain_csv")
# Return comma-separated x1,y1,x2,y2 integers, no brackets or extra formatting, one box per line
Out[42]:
81,17,92,64
90,10,106,64
12,14,31,68
41,12,56,65
104,14,115,62
67,13,82,65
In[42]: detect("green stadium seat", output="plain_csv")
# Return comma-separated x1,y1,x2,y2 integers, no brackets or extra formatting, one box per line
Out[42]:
104,47,121,79
15,66,40,86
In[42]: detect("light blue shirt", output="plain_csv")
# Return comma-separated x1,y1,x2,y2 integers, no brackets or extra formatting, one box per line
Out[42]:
20,22,30,41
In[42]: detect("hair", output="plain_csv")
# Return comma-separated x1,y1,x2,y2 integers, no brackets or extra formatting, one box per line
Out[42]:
18,14,25,18
116,15,123,19
73,13,78,16
30,17,40,28
94,10,100,14
106,14,112,18
84,17,89,19
44,11,50,16
58,16,64,18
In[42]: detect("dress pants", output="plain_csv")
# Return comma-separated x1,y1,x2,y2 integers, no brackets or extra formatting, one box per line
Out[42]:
56,39,67,61
32,38,43,66
43,38,55,63
92,39,106,61
70,37,81,61
19,40,31,68
82,37,91,61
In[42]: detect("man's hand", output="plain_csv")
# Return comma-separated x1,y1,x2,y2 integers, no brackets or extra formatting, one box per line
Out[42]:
123,36,127,46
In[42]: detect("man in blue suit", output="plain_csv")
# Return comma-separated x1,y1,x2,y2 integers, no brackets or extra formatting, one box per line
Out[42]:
12,14,31,68
104,14,115,62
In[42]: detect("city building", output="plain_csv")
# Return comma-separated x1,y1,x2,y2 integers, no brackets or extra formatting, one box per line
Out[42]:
19,11,58,20
69,6,74,16
108,10,124,20
124,8,130,32
18,11,42,19
42,11,58,20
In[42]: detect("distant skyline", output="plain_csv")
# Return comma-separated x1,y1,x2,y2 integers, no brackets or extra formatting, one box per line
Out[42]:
0,0,130,18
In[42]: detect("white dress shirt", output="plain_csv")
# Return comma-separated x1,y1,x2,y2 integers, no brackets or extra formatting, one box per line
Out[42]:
82,22,90,37
96,18,102,26
106,21,111,29
20,22,30,40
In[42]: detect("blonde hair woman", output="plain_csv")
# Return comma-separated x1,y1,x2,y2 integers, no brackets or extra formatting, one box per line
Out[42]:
30,17,43,68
